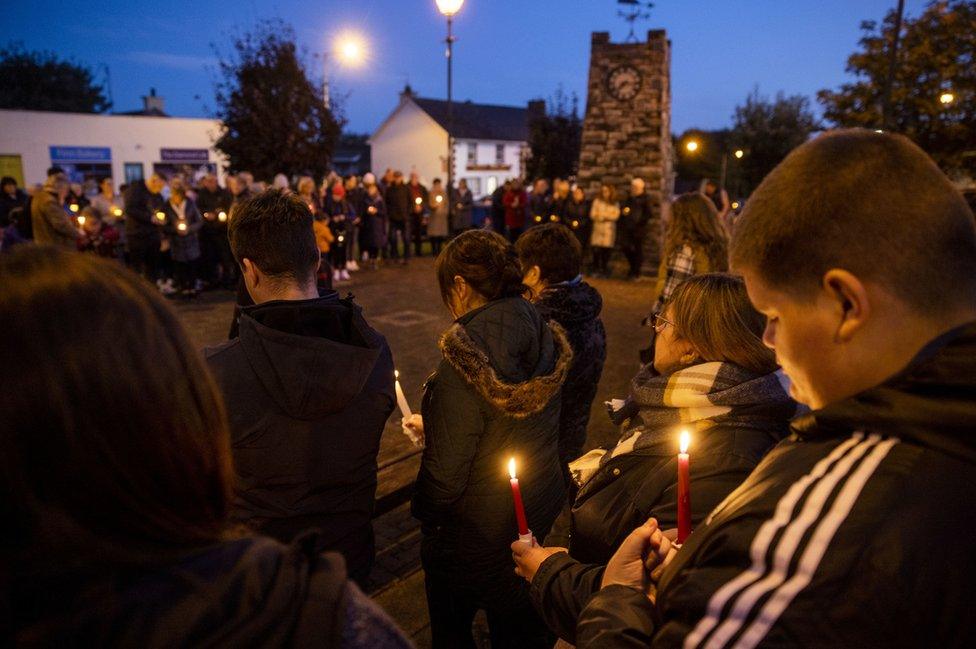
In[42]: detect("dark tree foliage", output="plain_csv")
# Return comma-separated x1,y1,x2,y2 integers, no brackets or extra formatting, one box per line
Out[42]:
213,20,340,180
526,86,582,181
818,1,976,173
672,128,733,193
0,43,110,113
730,88,819,195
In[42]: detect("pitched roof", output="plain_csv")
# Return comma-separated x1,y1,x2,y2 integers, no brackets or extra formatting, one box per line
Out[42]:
412,96,529,142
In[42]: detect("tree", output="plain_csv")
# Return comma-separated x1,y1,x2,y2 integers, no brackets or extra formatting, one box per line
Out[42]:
213,20,340,180
730,88,819,195
818,1,976,173
0,43,110,113
672,128,733,193
526,86,582,181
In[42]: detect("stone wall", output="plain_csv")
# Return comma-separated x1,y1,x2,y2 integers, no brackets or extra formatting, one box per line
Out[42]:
577,30,672,273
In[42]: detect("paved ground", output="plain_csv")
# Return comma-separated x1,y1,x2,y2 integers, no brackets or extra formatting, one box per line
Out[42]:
175,255,655,647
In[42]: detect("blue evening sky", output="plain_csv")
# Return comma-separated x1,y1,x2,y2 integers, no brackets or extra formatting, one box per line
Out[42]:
3,1,926,135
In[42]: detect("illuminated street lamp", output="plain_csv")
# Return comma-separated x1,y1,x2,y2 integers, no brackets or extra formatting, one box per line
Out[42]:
940,91,955,105
324,31,369,107
436,0,464,229
685,139,700,153
734,149,744,159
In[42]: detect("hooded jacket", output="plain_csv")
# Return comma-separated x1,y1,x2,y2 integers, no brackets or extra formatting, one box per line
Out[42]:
205,294,395,582
12,534,412,649
413,297,572,607
534,278,607,466
575,322,976,648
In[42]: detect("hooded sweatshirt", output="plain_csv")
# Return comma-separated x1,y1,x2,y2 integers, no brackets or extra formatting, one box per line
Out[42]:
576,321,976,648
205,293,395,582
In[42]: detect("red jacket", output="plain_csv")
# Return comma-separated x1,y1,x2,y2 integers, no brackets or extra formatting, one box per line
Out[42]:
503,189,527,229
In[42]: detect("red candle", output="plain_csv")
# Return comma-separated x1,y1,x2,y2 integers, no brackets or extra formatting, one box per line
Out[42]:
508,457,530,537
677,430,692,544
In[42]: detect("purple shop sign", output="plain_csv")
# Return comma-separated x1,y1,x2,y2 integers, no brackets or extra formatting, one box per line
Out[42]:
160,148,210,163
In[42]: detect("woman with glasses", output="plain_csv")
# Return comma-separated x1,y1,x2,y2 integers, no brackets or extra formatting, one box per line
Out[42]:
510,273,799,645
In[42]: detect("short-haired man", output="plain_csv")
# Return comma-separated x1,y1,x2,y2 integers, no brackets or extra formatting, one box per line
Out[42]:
30,173,79,248
205,189,395,584
517,224,607,483
619,177,655,280
123,173,166,283
558,129,976,646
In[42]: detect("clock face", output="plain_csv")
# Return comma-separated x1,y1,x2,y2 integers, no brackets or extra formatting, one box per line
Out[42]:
607,65,642,101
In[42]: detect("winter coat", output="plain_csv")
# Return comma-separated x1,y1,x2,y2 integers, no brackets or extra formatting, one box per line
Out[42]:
205,294,396,582
0,188,27,227
503,189,528,229
90,193,125,224
575,321,976,648
534,362,795,644
77,222,121,258
452,187,474,231
534,278,607,466
618,192,654,244
564,198,591,247
385,182,410,224
12,533,412,649
427,187,449,238
528,191,551,227
413,296,572,609
30,189,77,248
589,198,620,248
123,180,163,242
359,193,388,250
162,198,203,262
196,186,233,238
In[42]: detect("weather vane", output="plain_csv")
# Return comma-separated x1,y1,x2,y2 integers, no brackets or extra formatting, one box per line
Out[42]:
617,0,654,43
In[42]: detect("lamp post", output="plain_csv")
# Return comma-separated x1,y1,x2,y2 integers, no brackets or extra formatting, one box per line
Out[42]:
436,0,464,229
324,31,367,109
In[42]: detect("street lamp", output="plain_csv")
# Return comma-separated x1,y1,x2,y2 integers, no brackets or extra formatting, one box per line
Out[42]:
436,0,464,229
685,139,700,153
323,31,369,108
734,149,744,159
940,91,955,105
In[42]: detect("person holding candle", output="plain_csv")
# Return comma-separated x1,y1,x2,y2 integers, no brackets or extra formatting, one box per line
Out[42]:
161,180,204,298
196,173,235,289
358,178,387,269
30,171,80,249
407,230,572,649
122,172,166,285
426,178,449,257
572,130,976,647
511,273,796,645
407,172,429,258
76,206,121,259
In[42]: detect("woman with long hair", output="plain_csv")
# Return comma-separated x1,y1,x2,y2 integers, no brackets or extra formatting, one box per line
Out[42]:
650,192,729,316
404,230,572,649
3,246,410,648
512,273,797,645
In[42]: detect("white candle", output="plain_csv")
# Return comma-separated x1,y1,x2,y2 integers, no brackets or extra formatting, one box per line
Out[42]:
218,211,228,222
394,370,412,418
177,221,187,232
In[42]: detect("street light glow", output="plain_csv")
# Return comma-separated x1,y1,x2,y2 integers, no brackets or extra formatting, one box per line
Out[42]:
940,92,955,105
334,32,367,67
734,149,744,159
436,0,465,16
685,139,699,153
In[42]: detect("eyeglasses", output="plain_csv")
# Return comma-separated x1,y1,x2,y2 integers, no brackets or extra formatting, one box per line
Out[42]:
653,314,675,333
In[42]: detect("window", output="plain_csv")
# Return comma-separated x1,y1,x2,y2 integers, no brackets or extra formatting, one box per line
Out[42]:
0,154,24,186
464,177,482,196
124,163,144,184
486,176,498,195
467,142,477,167
495,144,505,165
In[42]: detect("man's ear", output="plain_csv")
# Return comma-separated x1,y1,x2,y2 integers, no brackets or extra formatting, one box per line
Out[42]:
822,269,871,343
524,265,541,286
241,258,259,295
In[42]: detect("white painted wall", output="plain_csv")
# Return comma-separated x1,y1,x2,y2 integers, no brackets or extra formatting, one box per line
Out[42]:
455,139,523,197
369,100,447,186
0,109,227,187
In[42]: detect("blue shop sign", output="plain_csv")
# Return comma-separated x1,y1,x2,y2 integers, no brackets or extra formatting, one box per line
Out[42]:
160,148,209,163
50,146,112,162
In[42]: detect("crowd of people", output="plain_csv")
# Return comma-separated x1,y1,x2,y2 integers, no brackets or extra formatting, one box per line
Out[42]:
6,128,976,649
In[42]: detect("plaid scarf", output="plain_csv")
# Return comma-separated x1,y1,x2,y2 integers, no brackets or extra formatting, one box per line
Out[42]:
604,361,797,463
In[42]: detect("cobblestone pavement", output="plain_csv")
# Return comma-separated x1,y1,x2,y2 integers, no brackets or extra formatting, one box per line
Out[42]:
175,255,655,648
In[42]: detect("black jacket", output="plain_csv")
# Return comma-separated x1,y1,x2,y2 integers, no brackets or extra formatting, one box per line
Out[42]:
534,279,607,466
576,322,976,648
123,181,163,241
618,192,654,242
385,182,410,223
12,533,412,649
205,294,395,582
413,297,572,606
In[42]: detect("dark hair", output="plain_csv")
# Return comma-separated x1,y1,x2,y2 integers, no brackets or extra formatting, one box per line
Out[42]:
46,166,63,177
228,189,319,287
666,273,777,375
435,229,526,304
1,176,16,188
665,193,729,272
0,247,234,565
515,223,582,284
731,129,976,313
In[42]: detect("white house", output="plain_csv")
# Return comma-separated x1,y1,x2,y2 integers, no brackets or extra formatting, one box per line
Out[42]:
0,91,226,189
370,86,542,197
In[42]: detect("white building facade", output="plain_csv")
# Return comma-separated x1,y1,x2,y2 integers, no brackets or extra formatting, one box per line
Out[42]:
370,87,540,197
0,108,226,189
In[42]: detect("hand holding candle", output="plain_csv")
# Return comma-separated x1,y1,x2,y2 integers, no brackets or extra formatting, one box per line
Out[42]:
677,429,692,544
509,457,533,544
395,370,423,447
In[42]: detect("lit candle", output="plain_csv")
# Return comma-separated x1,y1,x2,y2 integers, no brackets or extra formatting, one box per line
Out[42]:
77,215,86,227
435,195,443,204
534,215,542,223
571,220,580,229
177,221,187,233
549,214,558,222
414,196,423,206
68,203,79,213
509,457,532,543
337,234,345,243
394,370,412,418
155,211,166,223
677,429,692,544
218,211,227,222
112,206,122,217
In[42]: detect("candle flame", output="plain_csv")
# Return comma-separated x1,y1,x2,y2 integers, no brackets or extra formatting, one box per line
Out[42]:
395,370,400,379
679,430,691,454
508,457,517,479
77,216,86,226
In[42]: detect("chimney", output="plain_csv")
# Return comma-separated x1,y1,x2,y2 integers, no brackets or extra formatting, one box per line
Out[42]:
400,84,415,102
142,88,165,114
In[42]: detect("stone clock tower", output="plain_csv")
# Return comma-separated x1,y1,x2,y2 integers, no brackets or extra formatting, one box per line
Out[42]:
577,29,672,271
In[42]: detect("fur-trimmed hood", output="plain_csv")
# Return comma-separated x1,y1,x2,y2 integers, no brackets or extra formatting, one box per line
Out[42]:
438,300,574,418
